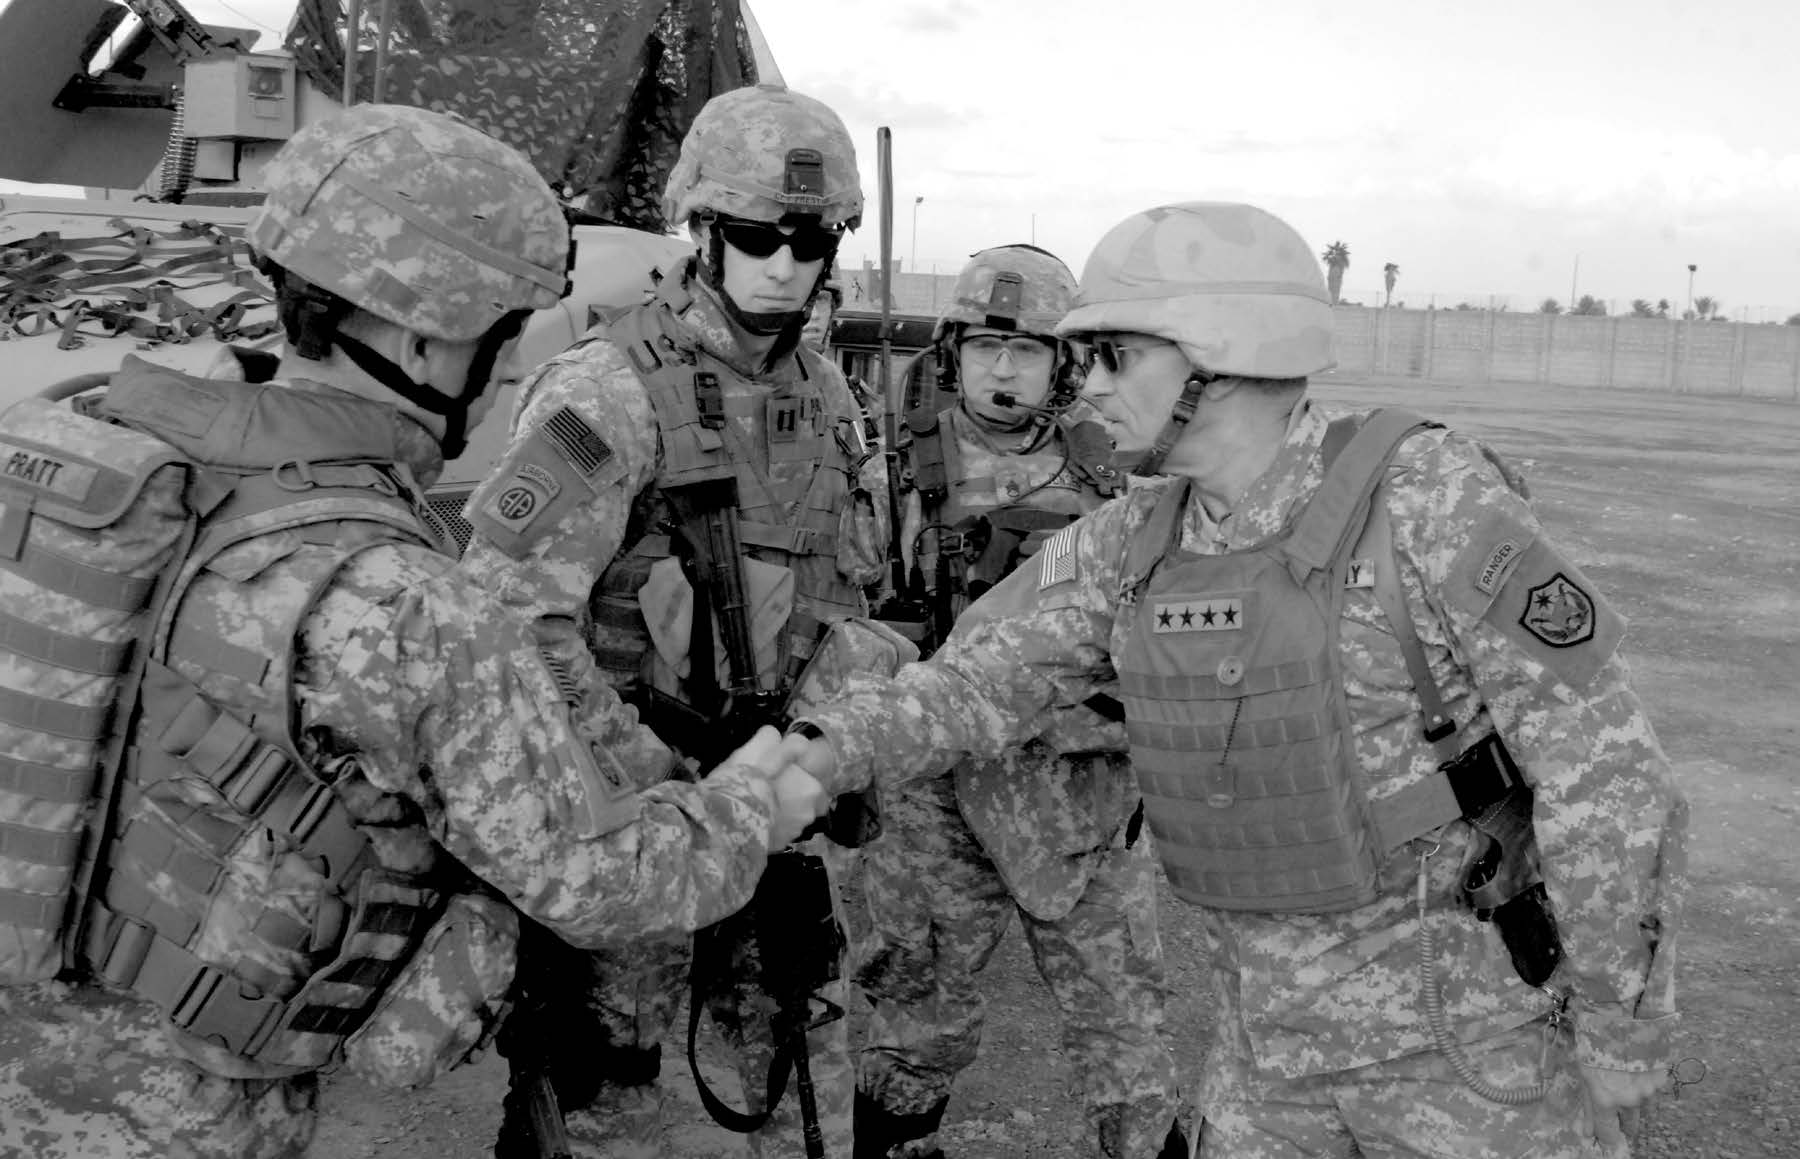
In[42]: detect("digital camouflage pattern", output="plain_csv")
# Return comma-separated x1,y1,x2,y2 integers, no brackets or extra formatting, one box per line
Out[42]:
0,371,785,1157
1054,202,1336,381
859,774,1175,1159
1197,1021,1625,1158
933,243,1081,342
0,396,190,985
458,261,887,1158
661,84,864,229
0,982,319,1159
858,396,1178,1157
799,401,1686,1154
248,103,571,342
342,892,521,1090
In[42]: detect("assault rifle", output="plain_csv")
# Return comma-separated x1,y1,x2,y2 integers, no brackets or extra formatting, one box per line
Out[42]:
658,477,860,1159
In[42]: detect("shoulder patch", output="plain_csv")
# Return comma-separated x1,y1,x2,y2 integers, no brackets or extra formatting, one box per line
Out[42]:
541,405,614,477
1474,538,1526,596
1518,572,1595,648
1443,505,1624,687
1038,524,1078,589
466,417,613,559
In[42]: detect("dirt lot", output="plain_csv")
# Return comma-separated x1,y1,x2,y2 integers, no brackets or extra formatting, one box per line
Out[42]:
316,377,1800,1158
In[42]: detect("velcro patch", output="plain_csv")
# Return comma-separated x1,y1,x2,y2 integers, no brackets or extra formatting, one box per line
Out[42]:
542,405,613,477
1475,538,1622,687
1038,525,1078,588
480,462,561,536
465,422,597,559
1151,595,1243,633
1518,572,1595,648
1345,558,1375,589
1475,539,1526,596
565,733,642,839
0,441,98,504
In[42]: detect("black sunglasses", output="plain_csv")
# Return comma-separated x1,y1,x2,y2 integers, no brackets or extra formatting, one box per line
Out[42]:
1082,337,1165,375
716,218,841,263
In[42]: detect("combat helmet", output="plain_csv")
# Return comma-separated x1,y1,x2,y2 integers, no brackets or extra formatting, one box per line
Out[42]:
661,83,862,338
249,103,569,343
1056,202,1335,472
1056,201,1334,379
248,103,570,457
936,244,1084,421
661,83,863,230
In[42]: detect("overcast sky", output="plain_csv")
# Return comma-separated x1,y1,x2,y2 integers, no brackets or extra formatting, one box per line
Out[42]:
7,0,1794,318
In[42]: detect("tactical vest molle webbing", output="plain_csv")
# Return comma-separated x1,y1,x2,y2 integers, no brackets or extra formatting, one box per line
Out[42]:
587,283,867,699
0,363,447,1072
1115,409,1510,914
912,407,1116,608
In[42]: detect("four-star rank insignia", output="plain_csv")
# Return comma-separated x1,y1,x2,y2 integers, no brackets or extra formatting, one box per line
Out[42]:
1151,595,1243,633
1519,572,1595,647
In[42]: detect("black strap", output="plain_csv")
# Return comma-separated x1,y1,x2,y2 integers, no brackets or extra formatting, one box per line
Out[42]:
684,985,797,1135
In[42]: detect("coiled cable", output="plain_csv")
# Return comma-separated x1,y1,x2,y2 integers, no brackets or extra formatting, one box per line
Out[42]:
1416,846,1554,1104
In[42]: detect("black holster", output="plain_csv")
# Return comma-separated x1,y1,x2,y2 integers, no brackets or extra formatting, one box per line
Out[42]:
1461,779,1566,988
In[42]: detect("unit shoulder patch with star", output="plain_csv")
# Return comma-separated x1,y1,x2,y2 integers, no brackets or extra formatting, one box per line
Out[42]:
1446,507,1623,687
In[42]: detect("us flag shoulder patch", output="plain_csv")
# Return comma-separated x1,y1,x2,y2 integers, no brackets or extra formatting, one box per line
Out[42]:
1038,525,1078,589
542,405,613,477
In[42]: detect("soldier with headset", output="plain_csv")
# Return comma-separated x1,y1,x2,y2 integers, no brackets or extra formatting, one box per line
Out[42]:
856,246,1184,1159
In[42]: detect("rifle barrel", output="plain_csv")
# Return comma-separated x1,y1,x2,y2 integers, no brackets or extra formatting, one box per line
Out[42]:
876,127,905,594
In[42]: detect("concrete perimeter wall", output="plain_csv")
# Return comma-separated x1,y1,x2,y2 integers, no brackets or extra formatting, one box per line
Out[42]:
846,261,1800,401
1331,308,1800,400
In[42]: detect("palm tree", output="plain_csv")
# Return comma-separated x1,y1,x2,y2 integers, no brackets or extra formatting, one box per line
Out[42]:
1539,298,1562,315
1630,299,1656,318
1694,295,1718,320
1322,241,1350,305
1383,262,1400,308
1656,299,1671,318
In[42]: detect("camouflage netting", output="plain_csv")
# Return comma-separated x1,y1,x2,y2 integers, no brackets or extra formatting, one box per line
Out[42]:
285,0,760,232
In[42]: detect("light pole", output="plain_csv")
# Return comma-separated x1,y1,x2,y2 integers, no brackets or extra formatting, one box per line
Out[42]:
910,195,923,272
1686,263,1697,319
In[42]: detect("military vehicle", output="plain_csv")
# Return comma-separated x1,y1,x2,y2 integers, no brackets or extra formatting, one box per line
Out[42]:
1,0,779,544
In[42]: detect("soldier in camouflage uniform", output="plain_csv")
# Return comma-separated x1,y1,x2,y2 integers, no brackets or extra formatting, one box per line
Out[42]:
0,105,827,1159
777,201,1688,1159
457,84,887,1159
856,246,1182,1159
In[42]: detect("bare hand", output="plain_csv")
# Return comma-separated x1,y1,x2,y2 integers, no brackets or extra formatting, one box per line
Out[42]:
1580,1064,1662,1149
717,725,787,777
766,765,829,850
773,729,840,785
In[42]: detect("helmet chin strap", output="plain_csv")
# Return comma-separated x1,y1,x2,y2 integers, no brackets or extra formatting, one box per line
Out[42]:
333,317,520,460
699,223,837,343
1127,370,1212,477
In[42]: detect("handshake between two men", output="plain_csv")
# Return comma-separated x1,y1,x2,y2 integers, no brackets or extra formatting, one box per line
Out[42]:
715,726,844,851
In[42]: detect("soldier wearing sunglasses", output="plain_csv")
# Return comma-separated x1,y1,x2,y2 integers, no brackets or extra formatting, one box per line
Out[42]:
856,246,1184,1159
457,83,889,1159
775,202,1685,1159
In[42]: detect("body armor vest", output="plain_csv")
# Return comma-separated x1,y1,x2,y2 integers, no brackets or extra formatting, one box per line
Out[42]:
1,359,448,1074
1114,410,1451,913
915,406,1117,613
587,278,868,708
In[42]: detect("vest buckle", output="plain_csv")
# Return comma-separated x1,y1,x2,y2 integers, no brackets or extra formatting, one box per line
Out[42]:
695,371,725,430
